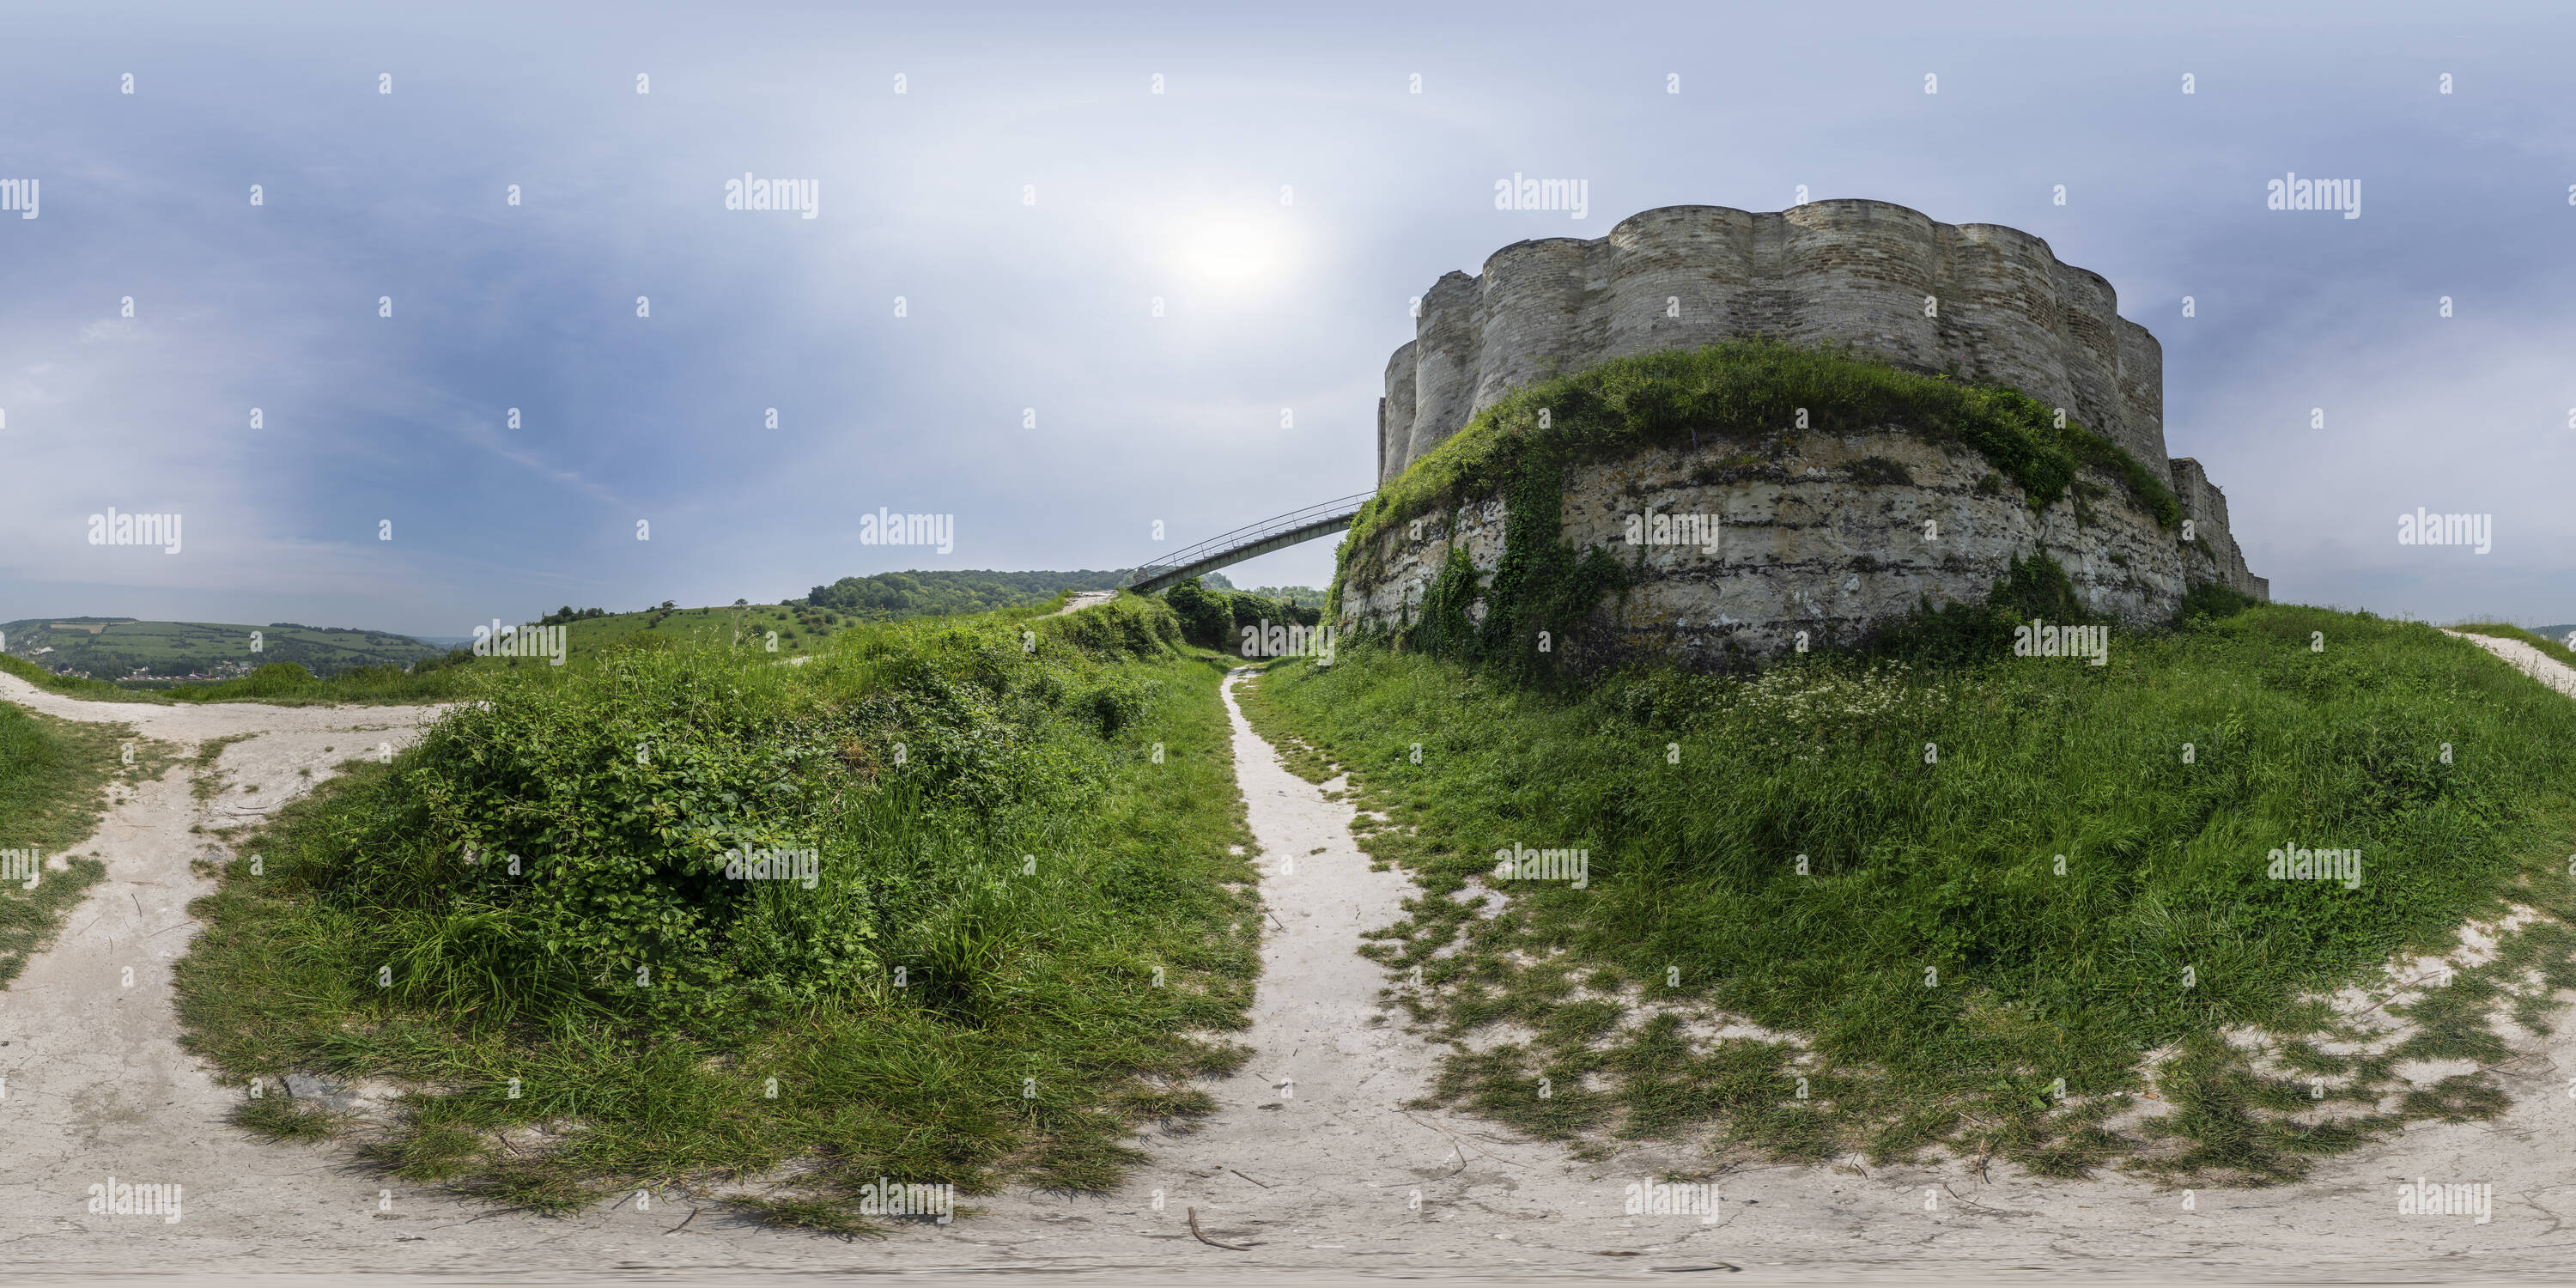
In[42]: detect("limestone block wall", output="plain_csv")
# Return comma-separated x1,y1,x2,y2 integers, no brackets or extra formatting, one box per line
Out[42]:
2169,457,2270,601
1376,201,2173,485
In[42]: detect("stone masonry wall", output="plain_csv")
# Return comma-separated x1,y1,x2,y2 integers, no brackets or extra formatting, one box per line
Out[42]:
2169,457,2269,602
1378,200,2174,487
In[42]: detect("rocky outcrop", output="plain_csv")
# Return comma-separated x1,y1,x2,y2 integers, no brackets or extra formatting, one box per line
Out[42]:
1340,428,2191,665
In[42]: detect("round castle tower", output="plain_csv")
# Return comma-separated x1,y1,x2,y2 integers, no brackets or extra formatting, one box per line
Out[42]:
1347,200,2265,660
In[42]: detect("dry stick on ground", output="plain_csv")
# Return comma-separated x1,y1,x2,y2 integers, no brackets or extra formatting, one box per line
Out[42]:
1943,1182,2037,1218
1187,1206,1251,1251
664,1206,699,1236
1227,1168,1273,1189
1400,1109,1527,1172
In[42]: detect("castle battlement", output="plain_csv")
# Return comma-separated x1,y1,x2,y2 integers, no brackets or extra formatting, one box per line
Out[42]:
1380,200,2171,486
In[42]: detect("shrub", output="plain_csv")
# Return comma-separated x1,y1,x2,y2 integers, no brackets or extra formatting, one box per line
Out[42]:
1161,579,1233,649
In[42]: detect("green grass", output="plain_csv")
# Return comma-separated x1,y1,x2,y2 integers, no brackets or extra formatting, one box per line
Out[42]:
174,592,1262,1223
0,702,173,986
1338,337,2183,611
2453,623,2576,671
1237,601,2576,1186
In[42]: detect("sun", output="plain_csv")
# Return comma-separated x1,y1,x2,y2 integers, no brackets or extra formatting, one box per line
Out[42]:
1182,223,1277,283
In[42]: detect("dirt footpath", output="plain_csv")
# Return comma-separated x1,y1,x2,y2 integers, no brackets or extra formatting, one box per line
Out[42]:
4,661,2576,1280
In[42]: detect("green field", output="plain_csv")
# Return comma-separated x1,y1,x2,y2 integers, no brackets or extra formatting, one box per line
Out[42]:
3,618,439,681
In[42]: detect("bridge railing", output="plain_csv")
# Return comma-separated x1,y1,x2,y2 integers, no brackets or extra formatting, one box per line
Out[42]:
1124,491,1376,588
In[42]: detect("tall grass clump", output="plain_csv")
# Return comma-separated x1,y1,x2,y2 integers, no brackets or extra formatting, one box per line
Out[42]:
1239,601,2576,1185
177,593,1260,1220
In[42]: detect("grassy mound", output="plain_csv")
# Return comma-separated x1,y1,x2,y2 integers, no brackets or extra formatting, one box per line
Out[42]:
176,593,1261,1224
1239,601,2576,1185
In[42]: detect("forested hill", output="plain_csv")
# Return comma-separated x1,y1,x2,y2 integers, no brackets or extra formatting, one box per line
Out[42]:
798,570,1131,619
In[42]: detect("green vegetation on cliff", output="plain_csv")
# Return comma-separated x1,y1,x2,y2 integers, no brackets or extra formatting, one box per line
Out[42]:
1239,600,2576,1186
177,593,1259,1227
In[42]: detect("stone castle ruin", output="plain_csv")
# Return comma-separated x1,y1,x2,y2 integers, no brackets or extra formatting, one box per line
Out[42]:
1343,200,2266,661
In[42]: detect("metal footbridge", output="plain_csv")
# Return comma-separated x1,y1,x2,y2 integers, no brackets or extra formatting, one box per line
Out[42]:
1124,492,1374,595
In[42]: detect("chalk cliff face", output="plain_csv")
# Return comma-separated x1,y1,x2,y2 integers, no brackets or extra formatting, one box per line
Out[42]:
1346,201,2267,659
1344,431,2203,666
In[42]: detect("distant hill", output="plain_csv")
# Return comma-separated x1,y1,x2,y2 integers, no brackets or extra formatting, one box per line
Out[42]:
799,569,1131,620
2537,625,2576,646
0,618,442,679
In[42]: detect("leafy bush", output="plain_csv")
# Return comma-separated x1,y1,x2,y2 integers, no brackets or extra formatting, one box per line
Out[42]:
1160,579,1234,649
177,592,1261,1218
2181,581,2262,623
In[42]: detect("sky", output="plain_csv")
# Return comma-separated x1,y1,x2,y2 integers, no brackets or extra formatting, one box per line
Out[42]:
2,0,2571,637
